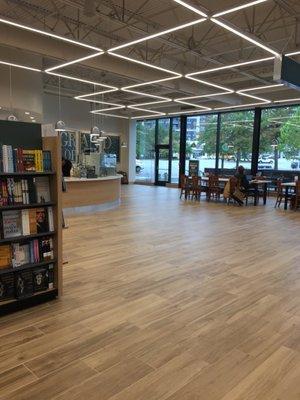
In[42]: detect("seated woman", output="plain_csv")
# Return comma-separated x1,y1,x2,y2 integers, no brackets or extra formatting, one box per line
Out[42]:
234,165,250,191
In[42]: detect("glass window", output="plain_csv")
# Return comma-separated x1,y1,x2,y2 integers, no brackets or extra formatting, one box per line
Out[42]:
136,120,156,182
259,106,300,172
171,117,180,184
219,111,254,172
157,118,170,144
185,114,218,175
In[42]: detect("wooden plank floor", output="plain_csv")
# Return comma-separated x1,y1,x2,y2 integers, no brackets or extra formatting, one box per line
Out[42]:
0,185,300,400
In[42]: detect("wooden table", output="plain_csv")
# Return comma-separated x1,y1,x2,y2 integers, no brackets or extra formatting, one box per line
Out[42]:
201,177,272,205
281,182,296,210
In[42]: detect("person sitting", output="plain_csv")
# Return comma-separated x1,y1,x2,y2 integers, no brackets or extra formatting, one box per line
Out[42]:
234,165,249,191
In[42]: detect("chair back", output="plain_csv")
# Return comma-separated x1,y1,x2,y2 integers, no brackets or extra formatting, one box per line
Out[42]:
208,174,219,188
191,175,200,190
276,179,283,194
180,174,188,188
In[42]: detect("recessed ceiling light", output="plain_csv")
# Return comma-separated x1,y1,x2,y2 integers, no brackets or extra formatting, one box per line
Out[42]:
0,17,102,51
30,116,34,119
0,60,41,72
129,100,172,107
122,89,172,101
109,18,206,52
213,0,269,18
32,120,36,122
25,111,30,115
211,18,280,57
172,0,208,17
175,92,231,100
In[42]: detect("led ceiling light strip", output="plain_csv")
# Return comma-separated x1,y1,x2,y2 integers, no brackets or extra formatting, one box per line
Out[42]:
175,92,232,101
211,18,280,57
0,60,41,72
274,98,300,103
238,92,271,103
47,71,117,89
122,76,181,90
80,100,124,107
172,0,208,17
91,106,126,113
239,84,284,92
174,99,212,110
167,109,208,116
45,52,103,73
93,112,129,119
129,100,172,107
131,113,166,120
75,89,119,99
185,76,234,93
109,18,206,52
127,105,166,115
213,0,269,18
122,88,172,101
214,102,268,111
108,53,181,77
187,57,274,76
286,50,300,56
0,17,102,52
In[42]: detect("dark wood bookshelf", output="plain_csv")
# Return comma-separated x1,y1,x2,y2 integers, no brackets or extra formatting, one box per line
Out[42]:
0,202,56,211
0,231,55,244
0,171,54,177
0,258,57,275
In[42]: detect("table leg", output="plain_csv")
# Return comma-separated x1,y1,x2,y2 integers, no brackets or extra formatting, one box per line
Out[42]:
263,183,267,205
284,186,289,210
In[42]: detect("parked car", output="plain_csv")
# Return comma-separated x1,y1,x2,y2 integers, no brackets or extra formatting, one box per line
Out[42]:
136,160,144,173
291,160,300,169
258,157,274,165
258,162,273,170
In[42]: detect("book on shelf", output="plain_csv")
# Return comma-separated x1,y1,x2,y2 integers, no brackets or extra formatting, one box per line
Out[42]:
0,176,51,206
0,245,12,269
1,206,54,238
0,272,15,301
0,145,52,173
9,236,54,268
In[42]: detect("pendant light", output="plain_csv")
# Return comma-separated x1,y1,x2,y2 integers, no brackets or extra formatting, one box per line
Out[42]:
55,76,67,131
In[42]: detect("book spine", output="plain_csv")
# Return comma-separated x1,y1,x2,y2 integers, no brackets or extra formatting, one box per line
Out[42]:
21,209,30,236
47,207,54,232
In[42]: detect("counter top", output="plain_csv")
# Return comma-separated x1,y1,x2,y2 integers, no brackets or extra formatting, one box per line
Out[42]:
65,175,122,183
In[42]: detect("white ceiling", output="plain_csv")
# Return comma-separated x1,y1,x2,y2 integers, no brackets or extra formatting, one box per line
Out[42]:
0,0,300,118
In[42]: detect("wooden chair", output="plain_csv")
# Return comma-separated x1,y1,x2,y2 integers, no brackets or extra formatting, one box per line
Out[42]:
207,175,222,201
180,174,191,199
290,181,300,211
274,179,284,208
191,176,200,200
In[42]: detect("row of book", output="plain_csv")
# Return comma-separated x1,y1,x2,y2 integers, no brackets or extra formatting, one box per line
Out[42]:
0,176,51,206
0,264,54,301
1,207,54,239
0,236,54,270
0,145,52,173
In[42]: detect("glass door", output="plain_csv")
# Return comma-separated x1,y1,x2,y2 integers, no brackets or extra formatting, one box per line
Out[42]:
155,145,171,186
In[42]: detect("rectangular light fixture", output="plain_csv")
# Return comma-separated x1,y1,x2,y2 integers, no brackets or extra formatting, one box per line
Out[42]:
75,89,119,99
286,50,300,57
45,52,103,73
185,76,234,92
0,17,103,52
131,113,166,120
187,57,274,76
175,92,232,101
214,102,268,110
109,18,206,52
93,112,129,119
274,98,300,103
173,0,208,17
238,92,271,103
127,106,166,115
46,71,117,88
213,0,269,18
174,99,212,110
167,109,209,116
0,60,41,72
129,100,172,107
108,52,181,77
91,106,126,113
211,18,280,57
122,76,181,90
122,89,172,101
238,84,284,92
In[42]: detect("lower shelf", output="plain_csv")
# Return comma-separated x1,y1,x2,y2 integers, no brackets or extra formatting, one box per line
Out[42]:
0,288,58,316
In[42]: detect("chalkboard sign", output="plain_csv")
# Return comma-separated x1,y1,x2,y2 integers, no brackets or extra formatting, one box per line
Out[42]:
0,120,42,148
189,160,199,177
61,132,77,162
105,136,120,163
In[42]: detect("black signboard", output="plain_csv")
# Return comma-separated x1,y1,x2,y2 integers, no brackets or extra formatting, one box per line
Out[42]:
189,160,199,177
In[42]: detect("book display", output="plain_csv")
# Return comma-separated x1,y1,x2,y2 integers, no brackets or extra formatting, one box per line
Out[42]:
0,123,62,314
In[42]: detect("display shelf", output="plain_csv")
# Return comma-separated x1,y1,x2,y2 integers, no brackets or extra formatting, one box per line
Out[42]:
0,202,55,211
0,231,55,244
0,289,58,316
0,131,62,313
0,171,55,177
0,259,56,275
